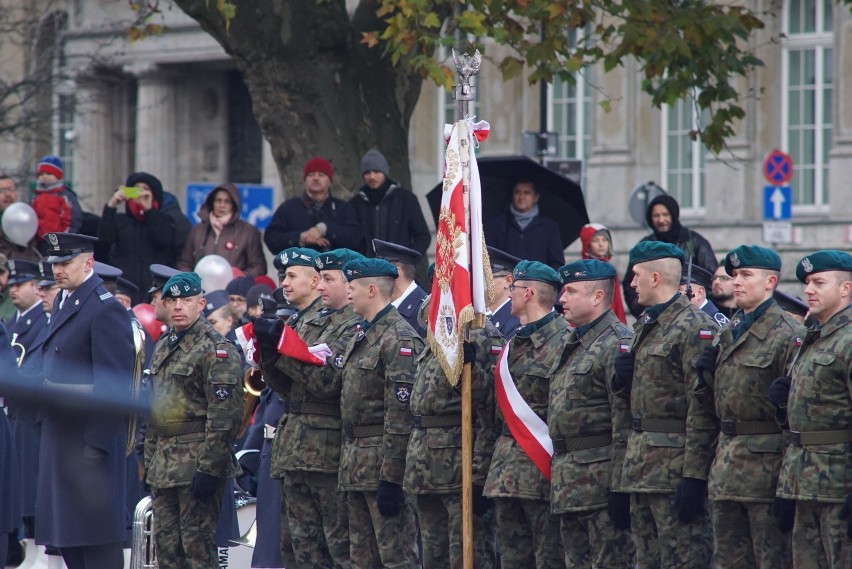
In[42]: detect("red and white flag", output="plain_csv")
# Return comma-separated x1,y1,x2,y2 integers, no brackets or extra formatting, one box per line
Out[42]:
428,119,493,385
277,324,327,366
235,322,260,369
494,344,553,480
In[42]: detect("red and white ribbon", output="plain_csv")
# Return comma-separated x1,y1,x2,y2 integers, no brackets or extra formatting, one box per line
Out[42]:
494,343,553,480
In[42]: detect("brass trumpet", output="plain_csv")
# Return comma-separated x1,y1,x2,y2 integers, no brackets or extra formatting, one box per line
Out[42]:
10,332,25,367
244,368,265,397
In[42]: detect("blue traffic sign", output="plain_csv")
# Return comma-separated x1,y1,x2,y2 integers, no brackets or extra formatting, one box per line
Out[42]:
763,186,791,220
185,183,274,230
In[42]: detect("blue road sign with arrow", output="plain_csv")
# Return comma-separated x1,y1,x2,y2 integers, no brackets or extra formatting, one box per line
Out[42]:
763,186,791,220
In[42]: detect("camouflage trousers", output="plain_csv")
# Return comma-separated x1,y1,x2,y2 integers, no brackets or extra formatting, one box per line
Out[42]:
559,506,635,568
277,480,297,567
283,470,350,568
792,501,852,569
415,493,497,569
493,497,562,569
347,490,420,568
151,482,224,569
711,500,792,569
630,492,712,569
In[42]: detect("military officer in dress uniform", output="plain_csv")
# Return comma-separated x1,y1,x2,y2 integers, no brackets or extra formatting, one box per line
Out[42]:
145,271,244,569
484,260,568,569
37,232,134,569
36,260,59,318
486,246,522,339
549,259,635,568
373,238,428,337
256,248,362,567
5,259,48,540
337,257,422,567
693,245,803,569
770,250,852,568
404,294,504,568
680,263,729,327
612,241,717,569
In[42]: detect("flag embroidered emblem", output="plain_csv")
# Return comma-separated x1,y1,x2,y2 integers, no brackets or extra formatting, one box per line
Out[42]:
699,330,713,340
399,347,412,357
216,349,228,358
619,344,630,353
490,345,502,355
796,337,802,347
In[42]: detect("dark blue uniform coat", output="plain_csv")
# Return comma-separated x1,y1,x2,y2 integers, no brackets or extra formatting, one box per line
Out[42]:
490,299,521,339
36,273,134,547
0,322,23,536
8,303,49,518
396,284,428,338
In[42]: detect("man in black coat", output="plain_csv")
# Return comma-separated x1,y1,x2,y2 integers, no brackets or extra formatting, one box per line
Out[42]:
484,180,564,269
351,149,432,260
36,232,134,569
263,157,362,255
622,194,718,318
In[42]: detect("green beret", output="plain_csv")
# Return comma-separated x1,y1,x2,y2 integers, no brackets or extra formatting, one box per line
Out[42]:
274,247,319,272
558,259,616,285
315,248,364,271
724,245,781,276
343,258,399,281
513,260,561,289
162,272,203,299
796,250,852,283
427,262,435,283
628,241,685,267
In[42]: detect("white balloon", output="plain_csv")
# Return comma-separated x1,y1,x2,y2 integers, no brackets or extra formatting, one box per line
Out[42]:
1,202,38,246
194,254,233,292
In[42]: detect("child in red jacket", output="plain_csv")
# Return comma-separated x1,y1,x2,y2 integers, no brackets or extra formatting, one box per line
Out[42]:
32,155,82,241
579,222,627,323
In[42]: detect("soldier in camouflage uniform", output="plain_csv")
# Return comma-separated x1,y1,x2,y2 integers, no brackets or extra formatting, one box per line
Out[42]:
144,272,244,569
771,250,852,568
253,246,324,567
259,248,363,568
550,260,635,568
484,260,568,568
403,294,503,568
338,257,423,567
694,245,803,569
612,242,717,568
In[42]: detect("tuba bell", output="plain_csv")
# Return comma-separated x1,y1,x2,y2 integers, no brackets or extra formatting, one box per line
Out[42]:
130,496,157,569
243,367,265,397
10,332,25,367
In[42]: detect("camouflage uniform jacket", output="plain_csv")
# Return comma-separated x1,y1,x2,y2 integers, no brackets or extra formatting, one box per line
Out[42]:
707,301,804,503
549,310,633,513
144,317,244,488
618,293,717,493
265,304,360,475
403,320,504,494
484,312,569,501
778,304,852,504
338,306,423,491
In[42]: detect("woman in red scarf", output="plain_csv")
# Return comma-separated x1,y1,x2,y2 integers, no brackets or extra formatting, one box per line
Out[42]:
579,223,627,323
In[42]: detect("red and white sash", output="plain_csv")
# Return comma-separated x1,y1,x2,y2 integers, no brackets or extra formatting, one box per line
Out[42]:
494,343,553,480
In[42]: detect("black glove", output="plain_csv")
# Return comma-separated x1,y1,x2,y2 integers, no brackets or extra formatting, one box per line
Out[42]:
674,477,707,523
376,480,404,517
463,342,477,365
694,344,719,383
253,317,284,357
838,494,852,538
774,497,796,533
190,471,219,500
768,376,792,408
612,351,635,396
472,484,491,516
607,492,631,530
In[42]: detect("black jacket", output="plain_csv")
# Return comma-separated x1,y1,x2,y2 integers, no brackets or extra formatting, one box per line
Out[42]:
264,194,362,255
484,211,564,269
350,181,431,256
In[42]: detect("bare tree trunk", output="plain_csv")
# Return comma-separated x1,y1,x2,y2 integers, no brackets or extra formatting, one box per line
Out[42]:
172,0,424,197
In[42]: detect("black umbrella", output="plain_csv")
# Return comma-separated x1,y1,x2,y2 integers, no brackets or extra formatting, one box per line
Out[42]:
427,155,589,248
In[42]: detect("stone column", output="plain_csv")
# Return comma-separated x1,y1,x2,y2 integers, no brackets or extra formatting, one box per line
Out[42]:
72,75,114,212
134,71,178,194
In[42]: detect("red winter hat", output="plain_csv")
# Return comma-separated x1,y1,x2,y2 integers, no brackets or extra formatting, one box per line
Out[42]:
303,157,333,181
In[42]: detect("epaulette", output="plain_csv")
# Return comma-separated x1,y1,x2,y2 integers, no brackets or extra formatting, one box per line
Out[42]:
612,321,632,339
96,285,113,302
398,325,413,340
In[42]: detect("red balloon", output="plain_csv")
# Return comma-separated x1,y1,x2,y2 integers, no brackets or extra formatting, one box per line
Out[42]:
132,303,165,342
232,267,245,278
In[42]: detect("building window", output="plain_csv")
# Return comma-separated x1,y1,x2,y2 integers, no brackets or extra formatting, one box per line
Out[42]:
661,97,705,212
56,93,75,185
548,77,591,188
782,0,833,208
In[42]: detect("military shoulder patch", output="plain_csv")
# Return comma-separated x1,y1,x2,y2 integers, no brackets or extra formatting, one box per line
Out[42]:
490,344,503,355
333,353,345,368
698,329,713,340
398,326,412,340
619,343,631,353
216,349,228,358
795,337,802,347
399,346,413,357
214,385,233,400
395,383,411,404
